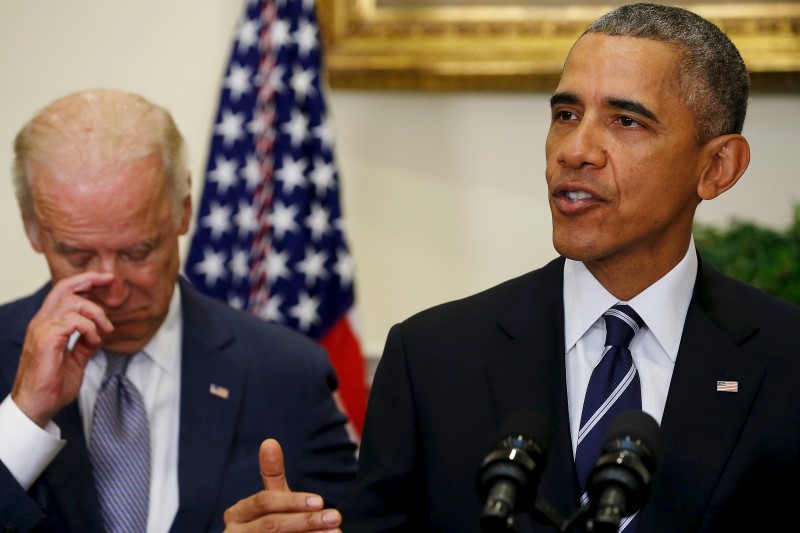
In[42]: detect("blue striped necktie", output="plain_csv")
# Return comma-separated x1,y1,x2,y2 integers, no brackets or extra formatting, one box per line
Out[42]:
575,304,644,531
89,352,150,533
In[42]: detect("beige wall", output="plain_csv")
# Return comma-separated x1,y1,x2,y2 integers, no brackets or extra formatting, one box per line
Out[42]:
1,0,798,364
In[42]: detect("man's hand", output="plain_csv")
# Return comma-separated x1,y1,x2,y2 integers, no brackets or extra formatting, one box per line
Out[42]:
11,271,115,427
224,439,343,532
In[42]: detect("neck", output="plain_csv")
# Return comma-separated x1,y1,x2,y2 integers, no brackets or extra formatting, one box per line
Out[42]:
583,240,692,301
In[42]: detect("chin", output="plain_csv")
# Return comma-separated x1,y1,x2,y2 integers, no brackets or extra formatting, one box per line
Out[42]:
552,235,606,263
104,326,152,352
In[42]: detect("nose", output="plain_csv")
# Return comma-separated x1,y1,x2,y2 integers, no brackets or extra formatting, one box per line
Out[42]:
91,258,129,308
553,118,607,169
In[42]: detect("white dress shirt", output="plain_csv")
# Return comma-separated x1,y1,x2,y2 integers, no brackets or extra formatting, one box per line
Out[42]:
563,238,698,454
0,285,183,533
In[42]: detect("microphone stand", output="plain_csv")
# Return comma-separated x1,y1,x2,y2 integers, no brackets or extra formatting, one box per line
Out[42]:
482,497,568,533
531,500,618,533
557,493,632,532
533,497,569,531
559,504,592,532
491,495,624,532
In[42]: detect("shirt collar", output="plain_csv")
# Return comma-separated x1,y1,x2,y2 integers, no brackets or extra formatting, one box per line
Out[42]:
563,237,697,362
138,284,183,375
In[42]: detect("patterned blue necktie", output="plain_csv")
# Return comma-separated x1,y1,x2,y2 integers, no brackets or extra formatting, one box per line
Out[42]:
575,304,644,531
89,352,150,533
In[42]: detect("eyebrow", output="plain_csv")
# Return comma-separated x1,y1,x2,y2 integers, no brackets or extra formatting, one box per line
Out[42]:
54,242,88,255
550,91,660,124
550,92,579,108
607,97,660,123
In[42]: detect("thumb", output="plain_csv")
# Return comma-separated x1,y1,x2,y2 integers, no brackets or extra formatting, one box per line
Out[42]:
260,438,291,491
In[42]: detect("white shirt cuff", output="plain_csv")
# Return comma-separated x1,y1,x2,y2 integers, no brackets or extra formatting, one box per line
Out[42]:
0,394,66,490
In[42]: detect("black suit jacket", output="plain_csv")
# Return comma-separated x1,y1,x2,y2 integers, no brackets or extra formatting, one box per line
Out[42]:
0,277,357,532
339,256,800,532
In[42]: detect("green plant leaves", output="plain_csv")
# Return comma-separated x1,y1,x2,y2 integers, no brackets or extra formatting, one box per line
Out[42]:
694,204,800,305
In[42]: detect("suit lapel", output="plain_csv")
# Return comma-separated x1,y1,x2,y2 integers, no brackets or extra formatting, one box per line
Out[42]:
642,259,764,531
486,258,579,526
46,404,104,532
169,280,247,532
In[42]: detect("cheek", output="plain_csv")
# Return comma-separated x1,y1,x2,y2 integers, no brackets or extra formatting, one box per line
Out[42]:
650,153,701,203
544,150,561,186
123,270,173,314
120,260,168,292
135,253,180,297
544,163,557,187
619,145,691,197
544,133,559,166
619,174,696,233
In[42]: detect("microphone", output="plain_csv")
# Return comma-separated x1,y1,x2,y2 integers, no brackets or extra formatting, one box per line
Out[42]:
585,409,660,533
476,409,553,532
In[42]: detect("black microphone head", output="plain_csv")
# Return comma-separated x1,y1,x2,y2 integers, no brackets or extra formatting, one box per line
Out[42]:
493,409,554,452
602,409,660,469
588,409,661,519
477,409,553,530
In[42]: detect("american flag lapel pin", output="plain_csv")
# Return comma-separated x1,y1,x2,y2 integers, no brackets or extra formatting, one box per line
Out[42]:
209,383,230,400
716,380,739,393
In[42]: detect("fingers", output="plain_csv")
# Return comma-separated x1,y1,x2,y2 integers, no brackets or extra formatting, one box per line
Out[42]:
41,272,115,352
11,272,116,426
221,439,341,532
56,271,115,296
223,490,341,532
63,309,112,355
261,438,291,492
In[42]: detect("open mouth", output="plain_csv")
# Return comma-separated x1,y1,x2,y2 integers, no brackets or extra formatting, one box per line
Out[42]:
566,191,593,202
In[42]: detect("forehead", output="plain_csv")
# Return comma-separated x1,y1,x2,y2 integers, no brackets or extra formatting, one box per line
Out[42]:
558,33,684,108
31,155,173,243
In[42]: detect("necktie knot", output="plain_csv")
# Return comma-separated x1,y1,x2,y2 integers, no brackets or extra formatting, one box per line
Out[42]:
603,304,644,348
103,352,133,378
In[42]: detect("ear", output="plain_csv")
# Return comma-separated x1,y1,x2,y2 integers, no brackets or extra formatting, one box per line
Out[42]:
697,134,750,201
178,173,193,235
22,215,44,253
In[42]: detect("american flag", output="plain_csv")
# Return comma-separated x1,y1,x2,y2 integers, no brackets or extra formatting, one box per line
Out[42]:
716,380,739,393
184,0,367,436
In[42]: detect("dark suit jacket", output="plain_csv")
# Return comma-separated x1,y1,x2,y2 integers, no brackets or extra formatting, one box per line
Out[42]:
339,256,800,532
0,277,357,532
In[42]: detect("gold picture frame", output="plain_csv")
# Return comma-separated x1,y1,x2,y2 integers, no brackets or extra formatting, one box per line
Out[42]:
317,1,800,91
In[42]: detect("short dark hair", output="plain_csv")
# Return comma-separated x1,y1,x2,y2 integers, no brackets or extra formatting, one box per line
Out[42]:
584,2,749,144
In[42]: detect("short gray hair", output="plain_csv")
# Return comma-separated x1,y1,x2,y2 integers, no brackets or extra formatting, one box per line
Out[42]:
13,89,190,226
